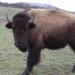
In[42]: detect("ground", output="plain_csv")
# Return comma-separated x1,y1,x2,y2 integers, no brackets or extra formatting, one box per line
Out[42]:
0,6,75,75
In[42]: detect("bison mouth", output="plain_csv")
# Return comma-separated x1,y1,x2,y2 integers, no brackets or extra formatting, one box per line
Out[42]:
18,47,27,52
15,43,27,52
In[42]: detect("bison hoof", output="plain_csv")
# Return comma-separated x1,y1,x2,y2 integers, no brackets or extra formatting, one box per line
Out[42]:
72,66,75,73
72,69,75,73
21,72,29,75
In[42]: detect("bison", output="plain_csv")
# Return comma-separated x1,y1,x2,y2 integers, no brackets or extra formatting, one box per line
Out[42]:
5,9,75,75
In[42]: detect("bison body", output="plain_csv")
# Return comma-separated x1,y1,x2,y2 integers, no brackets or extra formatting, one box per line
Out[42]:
5,9,75,75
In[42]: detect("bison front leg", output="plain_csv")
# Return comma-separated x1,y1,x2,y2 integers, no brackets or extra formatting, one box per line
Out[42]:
21,50,41,75
72,65,75,72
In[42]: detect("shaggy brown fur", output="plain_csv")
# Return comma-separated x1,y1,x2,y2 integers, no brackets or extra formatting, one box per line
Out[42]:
5,9,75,75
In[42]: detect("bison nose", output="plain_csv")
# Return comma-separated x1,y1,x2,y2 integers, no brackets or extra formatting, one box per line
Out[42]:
15,43,27,52
15,42,22,47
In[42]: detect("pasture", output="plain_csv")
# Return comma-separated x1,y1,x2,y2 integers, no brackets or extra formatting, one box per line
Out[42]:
0,6,75,75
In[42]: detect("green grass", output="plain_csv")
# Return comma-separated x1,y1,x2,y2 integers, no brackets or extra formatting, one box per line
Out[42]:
0,6,75,75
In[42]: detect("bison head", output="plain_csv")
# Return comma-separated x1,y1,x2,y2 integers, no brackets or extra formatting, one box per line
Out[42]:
5,12,36,52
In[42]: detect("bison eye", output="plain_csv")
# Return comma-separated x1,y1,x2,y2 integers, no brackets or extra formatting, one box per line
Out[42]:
29,22,36,29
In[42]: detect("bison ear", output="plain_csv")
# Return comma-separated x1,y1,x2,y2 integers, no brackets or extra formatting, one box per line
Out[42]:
29,22,36,29
5,22,12,29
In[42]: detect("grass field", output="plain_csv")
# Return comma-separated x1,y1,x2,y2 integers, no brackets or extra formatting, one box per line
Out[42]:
0,6,75,75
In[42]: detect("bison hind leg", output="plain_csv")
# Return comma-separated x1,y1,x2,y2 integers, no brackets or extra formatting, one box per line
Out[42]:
68,42,75,72
69,42,75,52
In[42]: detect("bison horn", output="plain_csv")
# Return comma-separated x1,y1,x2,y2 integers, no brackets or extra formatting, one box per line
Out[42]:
24,8,31,12
29,14,36,23
6,13,10,22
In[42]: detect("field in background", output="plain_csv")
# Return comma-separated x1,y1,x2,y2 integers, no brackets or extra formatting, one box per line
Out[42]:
0,6,75,75
0,6,23,25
